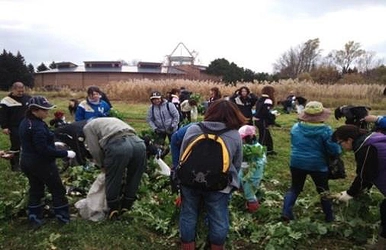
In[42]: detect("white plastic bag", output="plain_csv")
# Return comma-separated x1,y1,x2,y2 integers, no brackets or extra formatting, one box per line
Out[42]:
155,157,171,176
75,173,108,221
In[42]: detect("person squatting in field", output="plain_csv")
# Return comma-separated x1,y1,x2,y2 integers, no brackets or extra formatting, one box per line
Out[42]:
333,125,386,249
282,101,341,222
83,117,147,220
178,100,244,250
19,96,77,228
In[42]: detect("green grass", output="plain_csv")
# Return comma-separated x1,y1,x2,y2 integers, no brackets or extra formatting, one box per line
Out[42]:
0,99,383,250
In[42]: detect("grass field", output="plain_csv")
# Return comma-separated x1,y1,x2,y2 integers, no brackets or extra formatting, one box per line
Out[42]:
0,89,385,250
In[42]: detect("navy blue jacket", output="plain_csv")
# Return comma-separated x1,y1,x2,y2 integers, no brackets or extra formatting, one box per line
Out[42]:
19,115,67,163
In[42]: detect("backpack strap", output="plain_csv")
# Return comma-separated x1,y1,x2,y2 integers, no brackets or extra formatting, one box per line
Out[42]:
180,122,231,173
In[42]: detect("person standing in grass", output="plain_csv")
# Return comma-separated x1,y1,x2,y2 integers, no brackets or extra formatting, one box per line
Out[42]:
178,100,244,250
0,82,31,171
282,101,341,222
230,86,258,125
333,125,386,249
146,90,180,145
19,96,76,227
75,86,111,121
238,125,267,213
253,85,278,156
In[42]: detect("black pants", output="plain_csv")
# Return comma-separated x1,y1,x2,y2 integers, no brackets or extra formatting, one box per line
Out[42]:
380,199,386,237
21,157,68,208
255,120,273,152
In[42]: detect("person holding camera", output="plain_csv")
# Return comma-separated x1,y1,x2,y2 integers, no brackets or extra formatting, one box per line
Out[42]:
146,91,180,145
230,86,258,125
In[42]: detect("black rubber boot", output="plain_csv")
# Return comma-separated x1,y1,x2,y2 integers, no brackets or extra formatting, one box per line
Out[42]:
53,204,70,224
282,190,298,221
321,198,334,222
28,204,45,229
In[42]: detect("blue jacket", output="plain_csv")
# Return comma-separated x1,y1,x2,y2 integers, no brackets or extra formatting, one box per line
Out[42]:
376,116,386,130
170,124,194,169
290,122,341,172
75,99,110,121
19,116,67,163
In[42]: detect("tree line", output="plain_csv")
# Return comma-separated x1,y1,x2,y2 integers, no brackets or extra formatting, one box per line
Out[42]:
1,39,386,90
205,39,386,85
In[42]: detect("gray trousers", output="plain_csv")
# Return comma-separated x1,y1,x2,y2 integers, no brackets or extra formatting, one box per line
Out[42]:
103,135,147,210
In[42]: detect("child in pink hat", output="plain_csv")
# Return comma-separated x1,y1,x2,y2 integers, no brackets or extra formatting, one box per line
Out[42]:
238,125,267,213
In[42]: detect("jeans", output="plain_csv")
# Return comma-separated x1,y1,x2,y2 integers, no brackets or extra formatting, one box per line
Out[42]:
179,186,231,245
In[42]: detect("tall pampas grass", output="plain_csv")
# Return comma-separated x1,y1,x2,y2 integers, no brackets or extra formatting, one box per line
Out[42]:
104,79,386,109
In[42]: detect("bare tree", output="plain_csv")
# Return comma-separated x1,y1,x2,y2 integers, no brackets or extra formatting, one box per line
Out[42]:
328,41,365,74
357,51,383,74
274,38,321,78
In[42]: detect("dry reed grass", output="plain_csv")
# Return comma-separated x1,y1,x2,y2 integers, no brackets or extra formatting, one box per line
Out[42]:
103,79,386,109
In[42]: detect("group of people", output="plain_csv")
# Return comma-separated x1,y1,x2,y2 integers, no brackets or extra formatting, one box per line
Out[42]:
2,82,386,249
152,86,386,249
0,83,147,229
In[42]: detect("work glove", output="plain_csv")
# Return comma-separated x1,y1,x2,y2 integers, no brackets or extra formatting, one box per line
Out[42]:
67,150,76,159
337,191,353,202
246,200,260,213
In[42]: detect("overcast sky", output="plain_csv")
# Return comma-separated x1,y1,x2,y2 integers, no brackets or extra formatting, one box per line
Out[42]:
1,0,386,73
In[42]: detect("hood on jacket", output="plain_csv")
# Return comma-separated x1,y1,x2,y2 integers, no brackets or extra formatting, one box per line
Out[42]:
297,122,330,137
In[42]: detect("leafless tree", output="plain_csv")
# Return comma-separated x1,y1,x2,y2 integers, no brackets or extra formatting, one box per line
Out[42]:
328,41,365,74
357,51,383,74
274,38,321,78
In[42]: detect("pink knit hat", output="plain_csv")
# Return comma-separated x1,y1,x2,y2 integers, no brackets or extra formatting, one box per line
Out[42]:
238,125,256,139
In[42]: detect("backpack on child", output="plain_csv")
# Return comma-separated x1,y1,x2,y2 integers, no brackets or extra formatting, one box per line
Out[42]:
176,123,231,191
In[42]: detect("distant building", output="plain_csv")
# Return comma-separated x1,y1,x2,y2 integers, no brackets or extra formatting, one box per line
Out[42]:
34,60,219,90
